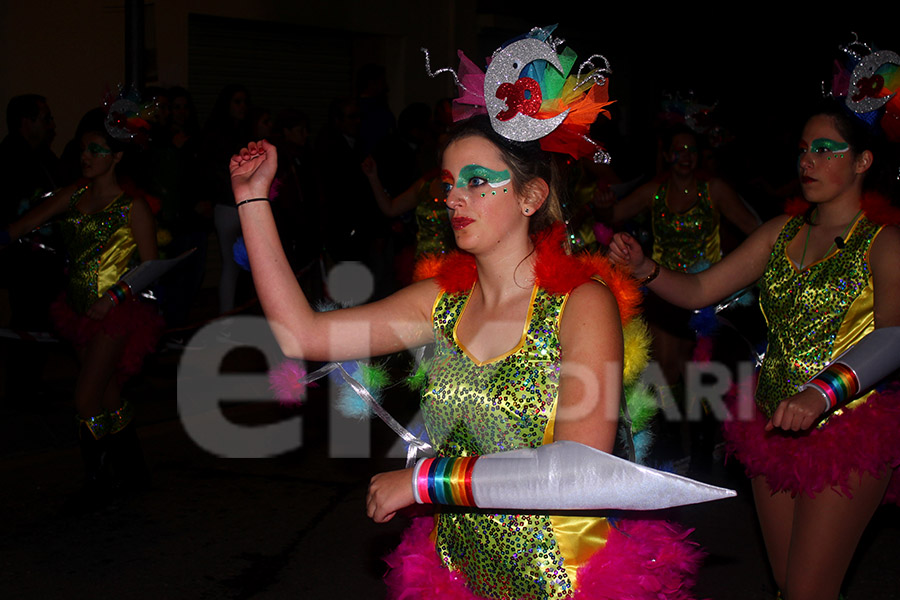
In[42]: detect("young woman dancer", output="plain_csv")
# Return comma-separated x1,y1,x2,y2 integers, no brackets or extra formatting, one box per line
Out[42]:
610,98,900,600
1,107,163,508
228,28,721,599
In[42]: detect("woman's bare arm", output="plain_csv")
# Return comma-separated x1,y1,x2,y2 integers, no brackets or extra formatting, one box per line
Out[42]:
553,280,622,452
230,140,437,361
129,197,158,262
608,214,790,309
4,184,76,242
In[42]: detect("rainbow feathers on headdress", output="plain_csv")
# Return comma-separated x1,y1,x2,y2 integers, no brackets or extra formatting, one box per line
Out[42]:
425,24,614,162
102,85,154,145
830,35,900,141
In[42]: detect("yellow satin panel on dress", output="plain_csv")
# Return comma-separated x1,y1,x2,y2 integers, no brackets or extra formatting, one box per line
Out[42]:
97,226,137,299
60,189,135,313
550,514,610,589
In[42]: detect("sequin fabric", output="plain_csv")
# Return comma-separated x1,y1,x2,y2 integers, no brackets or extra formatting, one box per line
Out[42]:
421,284,594,599
756,215,881,416
59,187,135,314
650,180,721,271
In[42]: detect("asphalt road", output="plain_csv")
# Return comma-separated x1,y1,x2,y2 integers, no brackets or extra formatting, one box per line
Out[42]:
2,311,898,600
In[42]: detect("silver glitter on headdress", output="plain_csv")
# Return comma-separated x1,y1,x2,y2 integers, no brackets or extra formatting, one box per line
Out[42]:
484,37,569,142
421,47,474,96
422,26,615,162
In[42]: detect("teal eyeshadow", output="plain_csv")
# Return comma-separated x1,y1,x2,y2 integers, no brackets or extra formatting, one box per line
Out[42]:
810,138,849,153
456,164,511,188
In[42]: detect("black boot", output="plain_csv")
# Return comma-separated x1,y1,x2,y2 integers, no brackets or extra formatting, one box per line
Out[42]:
107,402,151,493
107,422,151,493
61,416,113,515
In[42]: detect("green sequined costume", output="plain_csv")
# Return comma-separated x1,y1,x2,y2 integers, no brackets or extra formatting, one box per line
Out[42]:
723,206,900,503
49,186,163,382
650,179,720,272
422,284,588,599
757,214,881,416
59,187,137,313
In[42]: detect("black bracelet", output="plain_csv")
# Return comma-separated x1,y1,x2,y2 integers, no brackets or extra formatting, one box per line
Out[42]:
236,197,270,208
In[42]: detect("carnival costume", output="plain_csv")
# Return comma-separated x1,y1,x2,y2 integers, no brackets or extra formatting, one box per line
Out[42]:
723,34,900,505
380,225,705,600
50,186,163,385
723,194,900,504
262,25,755,599
650,179,719,273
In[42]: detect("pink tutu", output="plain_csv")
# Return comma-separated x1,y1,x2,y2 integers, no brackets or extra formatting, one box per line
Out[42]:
50,294,164,384
384,516,704,600
722,383,900,504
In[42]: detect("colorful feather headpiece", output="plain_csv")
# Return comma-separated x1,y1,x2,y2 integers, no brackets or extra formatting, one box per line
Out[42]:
658,91,717,135
102,84,154,146
828,34,900,142
423,24,615,163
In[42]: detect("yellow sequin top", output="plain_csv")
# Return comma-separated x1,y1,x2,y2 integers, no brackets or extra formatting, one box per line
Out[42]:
59,187,136,314
757,214,883,416
651,179,721,272
421,283,610,599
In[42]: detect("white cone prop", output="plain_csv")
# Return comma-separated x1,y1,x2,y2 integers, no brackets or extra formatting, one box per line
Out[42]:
121,248,196,293
471,441,736,511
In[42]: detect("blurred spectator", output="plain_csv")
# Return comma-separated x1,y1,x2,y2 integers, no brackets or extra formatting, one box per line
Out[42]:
197,84,254,314
0,94,66,402
356,63,395,157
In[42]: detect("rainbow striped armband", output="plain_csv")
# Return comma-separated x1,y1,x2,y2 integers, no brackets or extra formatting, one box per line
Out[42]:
105,280,133,306
412,456,478,506
801,327,900,413
802,363,860,412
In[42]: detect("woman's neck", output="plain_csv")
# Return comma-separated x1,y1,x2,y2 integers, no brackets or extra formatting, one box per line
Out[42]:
812,190,864,228
668,170,697,194
91,171,121,195
473,239,537,306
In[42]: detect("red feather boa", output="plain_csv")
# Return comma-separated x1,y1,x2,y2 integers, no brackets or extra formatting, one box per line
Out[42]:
412,223,642,326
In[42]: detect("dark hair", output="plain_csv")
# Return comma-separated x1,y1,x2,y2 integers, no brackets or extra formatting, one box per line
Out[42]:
76,107,127,153
661,123,700,154
168,85,200,134
6,94,46,132
808,98,899,198
443,115,565,236
275,108,310,133
207,83,252,125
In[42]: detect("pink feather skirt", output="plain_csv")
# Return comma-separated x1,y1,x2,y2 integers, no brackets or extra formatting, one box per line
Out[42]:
51,294,164,384
722,383,900,504
384,516,704,600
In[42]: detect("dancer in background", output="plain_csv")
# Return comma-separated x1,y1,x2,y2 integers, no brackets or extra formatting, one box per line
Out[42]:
609,38,900,599
1,106,163,511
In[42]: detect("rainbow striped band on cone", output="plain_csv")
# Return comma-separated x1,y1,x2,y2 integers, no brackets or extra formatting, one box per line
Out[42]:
803,362,860,412
106,280,132,306
413,456,478,506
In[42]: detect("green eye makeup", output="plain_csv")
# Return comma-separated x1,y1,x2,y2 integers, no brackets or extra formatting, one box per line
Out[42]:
86,142,113,156
810,138,850,154
457,164,511,189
